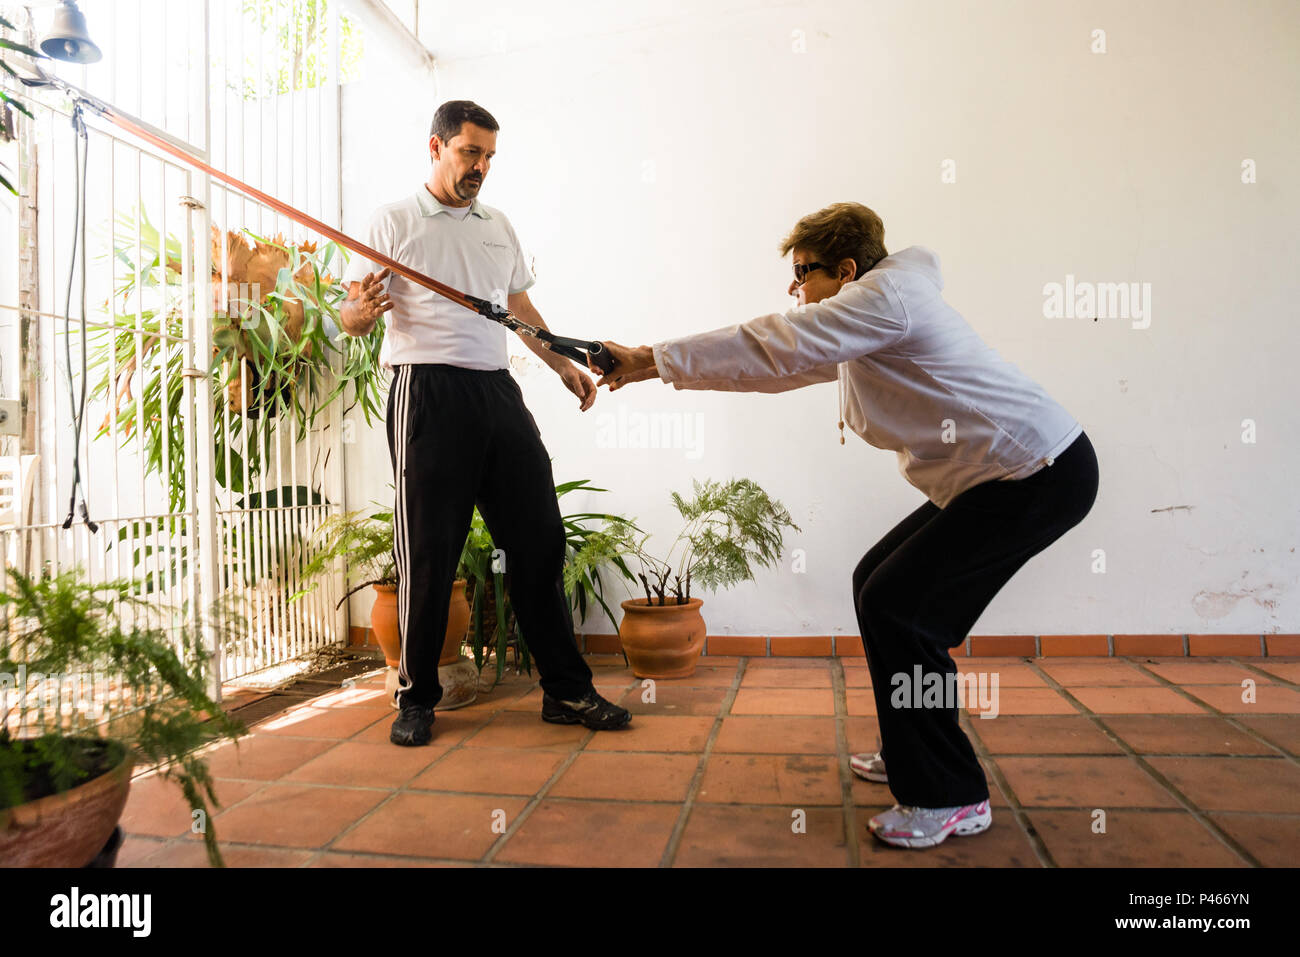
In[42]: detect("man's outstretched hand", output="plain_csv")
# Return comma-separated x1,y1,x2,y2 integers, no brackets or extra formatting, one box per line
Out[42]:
557,362,597,411
587,341,659,391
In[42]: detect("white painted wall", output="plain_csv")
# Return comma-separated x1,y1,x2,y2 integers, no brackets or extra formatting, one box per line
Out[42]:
340,0,1300,637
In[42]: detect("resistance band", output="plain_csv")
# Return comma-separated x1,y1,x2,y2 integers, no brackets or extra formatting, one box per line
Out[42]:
19,67,616,373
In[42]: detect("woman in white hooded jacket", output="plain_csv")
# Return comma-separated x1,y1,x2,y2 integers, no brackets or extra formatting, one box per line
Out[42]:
589,202,1099,849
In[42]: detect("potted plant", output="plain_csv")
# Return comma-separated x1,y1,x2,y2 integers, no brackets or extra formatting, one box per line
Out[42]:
294,508,476,707
0,567,247,867
459,478,639,684
567,478,800,678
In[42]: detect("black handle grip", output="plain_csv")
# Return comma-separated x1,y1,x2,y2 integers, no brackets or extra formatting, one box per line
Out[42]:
586,342,616,375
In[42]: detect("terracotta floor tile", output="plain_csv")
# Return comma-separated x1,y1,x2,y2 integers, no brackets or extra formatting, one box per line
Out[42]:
451,681,535,715
651,665,740,688
1251,662,1300,683
409,747,566,795
731,688,836,716
1037,661,1160,686
1069,687,1209,715
744,657,833,669
1026,810,1249,867
1145,757,1300,813
550,752,700,802
957,665,1048,688
843,760,1012,810
845,690,878,716
127,840,314,868
461,710,592,750
673,805,850,867
740,665,833,689
494,799,680,867
334,792,529,860
1206,813,1300,867
305,685,392,709
856,806,1041,867
697,753,842,805
587,654,634,669
200,734,338,781
843,717,883,755
308,852,458,867
968,716,1122,755
1143,661,1264,684
1183,684,1300,714
843,668,873,688
257,704,394,739
966,688,1077,716
1234,716,1300,755
621,686,730,716
120,773,262,838
285,740,449,788
116,835,168,867
213,783,388,847
1101,715,1278,755
592,678,638,694
713,716,839,754
583,715,716,752
996,757,1180,808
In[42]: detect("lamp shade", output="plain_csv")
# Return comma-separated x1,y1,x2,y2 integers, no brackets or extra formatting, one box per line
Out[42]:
40,1,102,65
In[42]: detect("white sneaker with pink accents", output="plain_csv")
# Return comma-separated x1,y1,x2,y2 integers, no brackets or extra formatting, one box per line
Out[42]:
868,800,992,848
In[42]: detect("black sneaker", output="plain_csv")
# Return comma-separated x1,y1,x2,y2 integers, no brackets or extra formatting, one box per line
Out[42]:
541,690,632,730
390,704,436,746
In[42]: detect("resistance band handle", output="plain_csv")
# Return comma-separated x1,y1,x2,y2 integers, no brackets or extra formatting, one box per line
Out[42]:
462,294,617,375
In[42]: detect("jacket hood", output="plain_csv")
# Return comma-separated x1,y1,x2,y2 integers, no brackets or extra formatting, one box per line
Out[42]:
873,245,943,293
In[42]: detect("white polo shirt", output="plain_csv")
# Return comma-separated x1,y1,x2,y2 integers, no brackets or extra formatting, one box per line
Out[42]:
342,186,536,369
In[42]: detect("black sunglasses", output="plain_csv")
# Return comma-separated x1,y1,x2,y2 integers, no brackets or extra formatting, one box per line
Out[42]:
792,262,829,285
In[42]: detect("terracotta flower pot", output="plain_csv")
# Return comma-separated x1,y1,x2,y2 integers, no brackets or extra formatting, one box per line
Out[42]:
441,580,471,666
618,597,707,679
0,739,135,868
370,584,401,668
370,580,471,669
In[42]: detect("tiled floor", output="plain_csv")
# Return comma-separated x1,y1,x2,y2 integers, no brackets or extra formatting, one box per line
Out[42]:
118,655,1300,867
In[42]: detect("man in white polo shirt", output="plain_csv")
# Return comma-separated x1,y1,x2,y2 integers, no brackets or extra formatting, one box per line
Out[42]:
340,100,631,746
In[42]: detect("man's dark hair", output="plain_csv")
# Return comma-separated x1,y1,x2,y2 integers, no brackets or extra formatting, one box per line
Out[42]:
430,100,499,142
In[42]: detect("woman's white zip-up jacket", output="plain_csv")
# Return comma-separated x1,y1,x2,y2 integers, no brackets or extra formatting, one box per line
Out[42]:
650,246,1083,509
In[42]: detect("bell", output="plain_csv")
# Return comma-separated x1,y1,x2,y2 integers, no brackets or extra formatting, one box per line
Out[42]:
40,1,102,64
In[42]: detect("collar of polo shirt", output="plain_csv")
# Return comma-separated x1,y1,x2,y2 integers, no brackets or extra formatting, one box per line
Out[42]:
416,185,492,220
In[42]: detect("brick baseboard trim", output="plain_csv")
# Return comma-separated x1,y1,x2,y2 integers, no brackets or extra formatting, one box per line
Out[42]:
350,627,1299,658
577,633,1300,658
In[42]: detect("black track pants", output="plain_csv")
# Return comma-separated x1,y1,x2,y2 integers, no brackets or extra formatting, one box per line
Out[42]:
386,363,594,710
852,431,1100,807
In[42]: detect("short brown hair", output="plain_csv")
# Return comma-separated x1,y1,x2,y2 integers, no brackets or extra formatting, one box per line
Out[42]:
779,202,887,279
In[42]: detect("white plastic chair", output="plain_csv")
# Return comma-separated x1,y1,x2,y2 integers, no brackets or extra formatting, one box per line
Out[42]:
0,454,40,578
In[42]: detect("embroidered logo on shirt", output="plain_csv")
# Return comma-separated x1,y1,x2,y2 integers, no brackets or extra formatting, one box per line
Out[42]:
482,240,511,250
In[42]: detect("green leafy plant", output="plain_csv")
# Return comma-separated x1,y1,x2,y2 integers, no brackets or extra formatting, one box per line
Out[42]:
0,567,247,866
291,505,396,608
0,14,43,195
460,479,639,682
567,478,800,606
294,480,640,682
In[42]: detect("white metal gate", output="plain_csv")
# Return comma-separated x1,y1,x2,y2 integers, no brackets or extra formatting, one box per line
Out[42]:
0,0,365,706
